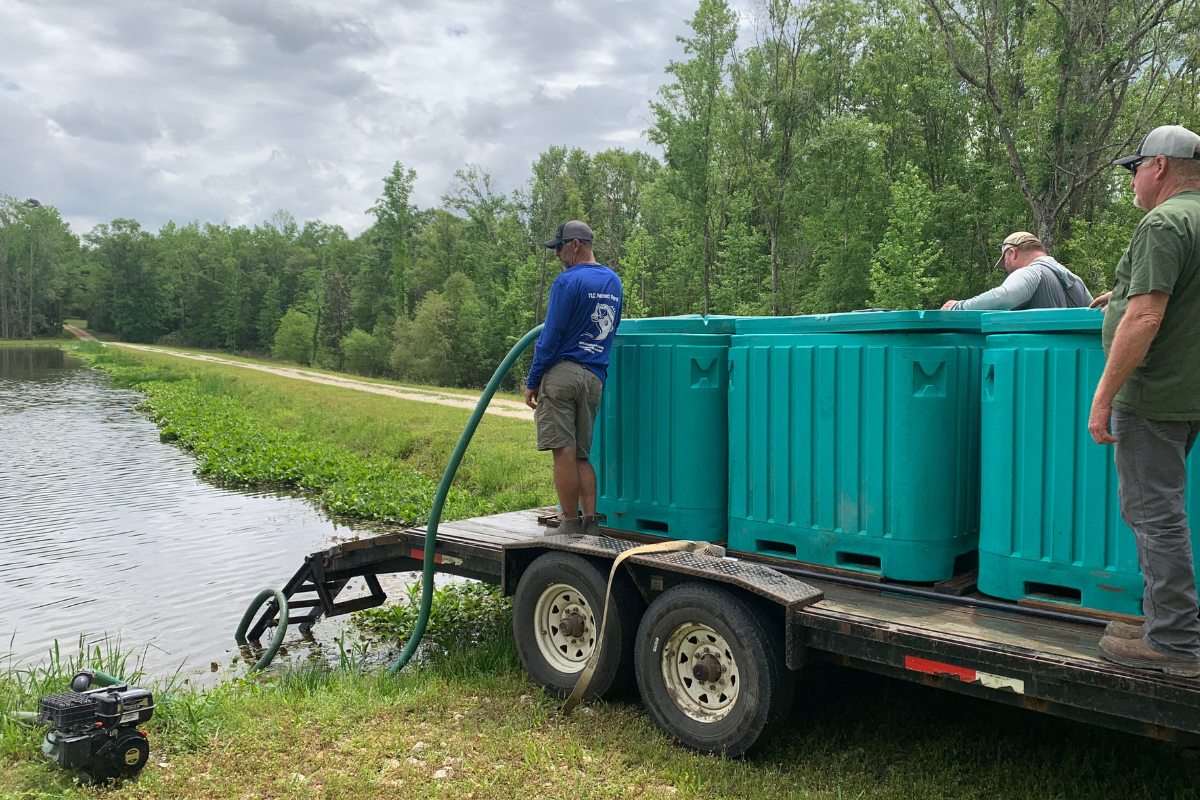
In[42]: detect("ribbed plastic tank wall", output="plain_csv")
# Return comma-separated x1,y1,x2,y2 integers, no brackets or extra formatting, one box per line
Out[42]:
727,311,984,581
590,316,736,542
977,309,1200,615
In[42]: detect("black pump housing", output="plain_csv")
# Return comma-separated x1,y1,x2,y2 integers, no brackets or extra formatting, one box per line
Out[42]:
39,684,155,783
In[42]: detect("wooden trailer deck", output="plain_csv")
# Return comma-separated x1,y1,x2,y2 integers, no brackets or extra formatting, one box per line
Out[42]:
280,507,1200,743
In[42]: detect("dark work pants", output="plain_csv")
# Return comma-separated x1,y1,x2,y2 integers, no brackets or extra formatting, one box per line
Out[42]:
1112,409,1200,661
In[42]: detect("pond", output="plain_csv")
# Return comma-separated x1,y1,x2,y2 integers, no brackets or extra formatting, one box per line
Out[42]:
0,347,396,678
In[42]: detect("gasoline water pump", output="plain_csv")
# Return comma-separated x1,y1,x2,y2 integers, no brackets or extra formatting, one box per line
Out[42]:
38,670,155,783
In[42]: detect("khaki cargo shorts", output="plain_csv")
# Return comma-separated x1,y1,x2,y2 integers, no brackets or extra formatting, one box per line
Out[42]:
534,360,603,457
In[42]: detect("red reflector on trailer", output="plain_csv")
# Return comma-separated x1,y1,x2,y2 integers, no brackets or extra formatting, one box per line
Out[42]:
904,656,1025,694
905,656,975,682
410,548,443,564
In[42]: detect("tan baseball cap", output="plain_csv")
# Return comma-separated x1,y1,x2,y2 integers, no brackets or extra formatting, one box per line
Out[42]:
994,231,1043,270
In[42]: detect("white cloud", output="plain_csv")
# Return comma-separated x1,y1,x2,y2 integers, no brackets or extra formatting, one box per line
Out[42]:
0,0,712,235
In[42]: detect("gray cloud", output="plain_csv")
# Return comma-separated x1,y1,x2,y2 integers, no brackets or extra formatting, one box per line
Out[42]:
214,0,384,55
51,102,162,144
0,0,717,235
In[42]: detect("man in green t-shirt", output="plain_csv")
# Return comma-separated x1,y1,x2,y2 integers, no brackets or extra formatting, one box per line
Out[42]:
1088,125,1200,677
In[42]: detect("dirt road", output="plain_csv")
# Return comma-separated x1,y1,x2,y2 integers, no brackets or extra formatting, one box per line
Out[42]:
62,327,533,420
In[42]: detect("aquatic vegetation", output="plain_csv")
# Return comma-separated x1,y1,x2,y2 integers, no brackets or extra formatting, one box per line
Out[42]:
72,342,492,526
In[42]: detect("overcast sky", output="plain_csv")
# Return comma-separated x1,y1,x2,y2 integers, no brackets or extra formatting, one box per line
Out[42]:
0,0,735,236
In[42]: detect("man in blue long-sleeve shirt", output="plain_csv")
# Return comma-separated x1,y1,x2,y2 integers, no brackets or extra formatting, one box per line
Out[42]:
524,221,623,536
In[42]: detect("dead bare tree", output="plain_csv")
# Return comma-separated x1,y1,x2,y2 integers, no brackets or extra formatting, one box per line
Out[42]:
925,0,1200,250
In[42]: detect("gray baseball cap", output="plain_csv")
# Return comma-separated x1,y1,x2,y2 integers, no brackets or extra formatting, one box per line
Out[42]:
1113,125,1200,170
544,220,593,248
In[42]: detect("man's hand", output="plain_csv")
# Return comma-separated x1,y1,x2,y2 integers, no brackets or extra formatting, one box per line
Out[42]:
940,300,959,310
1090,291,1112,310
1088,397,1117,445
525,387,538,409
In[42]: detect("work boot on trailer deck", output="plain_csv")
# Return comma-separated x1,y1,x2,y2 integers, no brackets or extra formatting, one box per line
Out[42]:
1098,635,1200,677
1104,620,1143,640
550,516,584,536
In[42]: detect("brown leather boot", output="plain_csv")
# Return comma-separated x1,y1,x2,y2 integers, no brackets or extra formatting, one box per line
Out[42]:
1103,620,1143,640
1098,635,1200,677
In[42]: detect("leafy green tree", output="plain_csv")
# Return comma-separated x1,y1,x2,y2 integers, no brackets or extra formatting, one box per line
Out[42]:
523,147,570,323
273,308,316,364
590,149,659,274
87,219,163,343
649,0,739,314
870,164,940,309
0,197,76,338
391,292,454,385
368,162,418,316
797,115,889,313
341,327,391,375
925,0,1200,249
731,0,819,314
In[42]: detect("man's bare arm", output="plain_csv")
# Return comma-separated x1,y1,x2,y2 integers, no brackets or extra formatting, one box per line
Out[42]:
1087,290,1170,444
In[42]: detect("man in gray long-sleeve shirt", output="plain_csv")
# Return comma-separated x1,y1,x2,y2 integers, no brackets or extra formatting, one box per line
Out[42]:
941,232,1092,311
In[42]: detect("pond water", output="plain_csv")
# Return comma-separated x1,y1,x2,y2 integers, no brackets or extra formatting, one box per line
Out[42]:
0,347,398,678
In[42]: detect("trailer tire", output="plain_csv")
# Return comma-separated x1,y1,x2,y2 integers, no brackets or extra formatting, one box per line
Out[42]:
513,551,643,700
634,583,792,757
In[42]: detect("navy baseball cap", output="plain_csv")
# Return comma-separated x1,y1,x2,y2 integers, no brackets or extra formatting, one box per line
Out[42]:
544,220,594,248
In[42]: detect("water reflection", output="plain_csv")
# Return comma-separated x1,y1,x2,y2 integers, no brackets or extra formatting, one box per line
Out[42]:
0,346,69,380
0,347,381,675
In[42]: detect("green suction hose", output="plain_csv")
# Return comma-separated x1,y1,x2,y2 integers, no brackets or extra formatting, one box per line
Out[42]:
387,323,543,675
235,589,290,672
235,325,543,675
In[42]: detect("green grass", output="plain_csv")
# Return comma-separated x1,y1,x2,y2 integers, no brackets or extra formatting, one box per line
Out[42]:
63,320,87,330
5,622,1199,799
73,341,554,522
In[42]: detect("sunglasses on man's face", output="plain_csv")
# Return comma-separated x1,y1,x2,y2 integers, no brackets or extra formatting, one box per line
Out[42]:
1130,157,1152,176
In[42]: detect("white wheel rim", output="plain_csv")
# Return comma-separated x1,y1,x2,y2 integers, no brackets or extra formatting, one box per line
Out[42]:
660,622,740,723
532,582,596,673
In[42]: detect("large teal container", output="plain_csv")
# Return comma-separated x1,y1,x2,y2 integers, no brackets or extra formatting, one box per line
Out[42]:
977,308,1200,615
727,311,985,581
591,315,737,542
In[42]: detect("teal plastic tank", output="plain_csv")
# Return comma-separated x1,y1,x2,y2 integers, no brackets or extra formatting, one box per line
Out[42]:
727,311,985,581
977,308,1200,614
590,315,737,542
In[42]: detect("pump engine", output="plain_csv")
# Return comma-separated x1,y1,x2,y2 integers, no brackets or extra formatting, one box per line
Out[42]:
38,670,154,783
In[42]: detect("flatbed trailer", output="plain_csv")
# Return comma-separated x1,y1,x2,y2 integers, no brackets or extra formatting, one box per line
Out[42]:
249,508,1200,754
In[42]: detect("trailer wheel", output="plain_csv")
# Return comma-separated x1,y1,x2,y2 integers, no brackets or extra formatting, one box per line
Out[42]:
634,583,792,757
513,551,643,699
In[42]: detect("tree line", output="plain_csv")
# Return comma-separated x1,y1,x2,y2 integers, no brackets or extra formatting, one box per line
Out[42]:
5,0,1198,387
